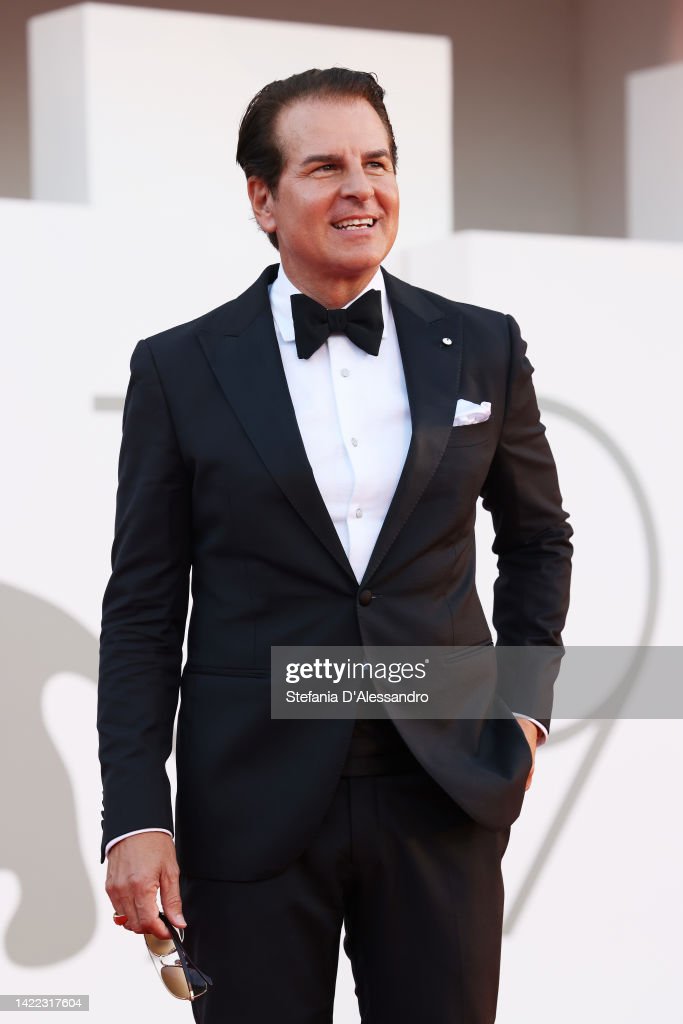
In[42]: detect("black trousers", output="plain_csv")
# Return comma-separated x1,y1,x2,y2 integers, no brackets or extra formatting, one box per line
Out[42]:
180,743,511,1024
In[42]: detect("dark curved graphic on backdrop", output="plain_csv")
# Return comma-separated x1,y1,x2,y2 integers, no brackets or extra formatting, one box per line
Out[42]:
0,583,98,965
504,397,660,931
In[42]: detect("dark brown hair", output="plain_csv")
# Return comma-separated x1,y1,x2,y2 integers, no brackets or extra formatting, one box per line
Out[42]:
236,68,398,250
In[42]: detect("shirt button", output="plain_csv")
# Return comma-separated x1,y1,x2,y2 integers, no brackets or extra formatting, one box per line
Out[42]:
358,589,373,606
351,437,359,447
355,507,363,518
341,368,350,378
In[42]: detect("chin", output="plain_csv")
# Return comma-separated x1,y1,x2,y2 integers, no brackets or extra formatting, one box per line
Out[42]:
332,248,387,275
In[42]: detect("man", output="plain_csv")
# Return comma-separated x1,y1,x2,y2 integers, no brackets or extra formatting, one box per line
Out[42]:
99,68,572,1023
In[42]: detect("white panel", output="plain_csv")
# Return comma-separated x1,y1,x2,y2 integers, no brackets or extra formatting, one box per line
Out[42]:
28,5,88,202
28,2,452,251
399,228,683,1021
627,61,683,241
0,198,204,1021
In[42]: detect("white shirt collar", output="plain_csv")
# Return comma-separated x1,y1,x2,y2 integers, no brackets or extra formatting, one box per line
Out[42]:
269,264,389,344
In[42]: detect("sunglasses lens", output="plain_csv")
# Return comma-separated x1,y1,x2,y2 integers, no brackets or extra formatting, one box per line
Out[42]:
145,933,176,957
160,964,208,1001
146,916,210,1002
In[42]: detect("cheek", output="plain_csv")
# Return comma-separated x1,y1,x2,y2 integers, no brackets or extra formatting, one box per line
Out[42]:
379,187,399,220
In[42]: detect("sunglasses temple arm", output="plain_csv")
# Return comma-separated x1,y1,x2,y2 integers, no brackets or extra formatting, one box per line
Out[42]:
176,945,214,987
158,913,213,987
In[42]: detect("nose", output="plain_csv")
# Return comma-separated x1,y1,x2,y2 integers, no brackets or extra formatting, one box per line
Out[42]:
339,161,374,202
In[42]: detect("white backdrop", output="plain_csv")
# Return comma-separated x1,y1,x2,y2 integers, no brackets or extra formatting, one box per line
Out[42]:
28,2,452,250
1,3,681,1022
627,61,683,242
399,231,683,1020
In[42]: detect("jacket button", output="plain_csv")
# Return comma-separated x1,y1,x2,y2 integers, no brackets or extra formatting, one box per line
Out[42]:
358,589,373,606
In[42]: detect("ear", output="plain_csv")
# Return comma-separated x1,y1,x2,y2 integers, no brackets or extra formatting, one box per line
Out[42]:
247,177,277,234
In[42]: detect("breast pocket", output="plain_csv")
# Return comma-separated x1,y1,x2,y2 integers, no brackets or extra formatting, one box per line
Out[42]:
446,421,491,447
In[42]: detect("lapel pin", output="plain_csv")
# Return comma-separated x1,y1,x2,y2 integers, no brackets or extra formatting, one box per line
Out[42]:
441,337,453,346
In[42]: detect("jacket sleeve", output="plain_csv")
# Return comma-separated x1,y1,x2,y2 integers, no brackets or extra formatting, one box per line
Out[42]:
97,338,191,863
479,314,573,733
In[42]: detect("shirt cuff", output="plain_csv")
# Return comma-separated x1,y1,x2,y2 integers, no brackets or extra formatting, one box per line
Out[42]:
104,828,173,859
513,713,548,746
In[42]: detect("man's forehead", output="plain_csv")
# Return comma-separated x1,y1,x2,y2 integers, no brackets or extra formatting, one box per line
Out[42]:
275,97,390,161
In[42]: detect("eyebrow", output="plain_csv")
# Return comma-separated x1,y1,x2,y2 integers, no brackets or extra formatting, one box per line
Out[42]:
300,149,392,166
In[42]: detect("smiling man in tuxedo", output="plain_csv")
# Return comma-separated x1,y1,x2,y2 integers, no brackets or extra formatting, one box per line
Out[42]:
99,68,572,1023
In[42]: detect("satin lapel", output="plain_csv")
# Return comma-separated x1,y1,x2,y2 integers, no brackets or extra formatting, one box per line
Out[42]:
360,270,463,586
198,271,356,582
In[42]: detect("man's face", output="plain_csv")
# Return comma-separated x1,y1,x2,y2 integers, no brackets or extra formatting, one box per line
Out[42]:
249,97,399,297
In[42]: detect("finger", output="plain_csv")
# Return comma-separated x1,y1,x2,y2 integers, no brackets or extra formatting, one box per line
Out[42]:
132,881,166,938
107,878,142,934
114,892,142,934
112,875,158,935
160,864,187,930
138,904,173,941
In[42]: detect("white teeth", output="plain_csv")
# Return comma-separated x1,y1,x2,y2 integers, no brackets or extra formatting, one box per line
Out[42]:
333,218,375,230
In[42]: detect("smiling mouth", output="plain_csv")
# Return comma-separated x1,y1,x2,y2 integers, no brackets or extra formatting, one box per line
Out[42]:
332,217,378,230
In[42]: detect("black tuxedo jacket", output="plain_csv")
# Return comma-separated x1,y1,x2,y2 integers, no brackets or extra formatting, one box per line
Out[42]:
97,264,572,880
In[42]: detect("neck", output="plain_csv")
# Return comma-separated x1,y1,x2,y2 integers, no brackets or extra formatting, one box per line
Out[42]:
281,263,380,308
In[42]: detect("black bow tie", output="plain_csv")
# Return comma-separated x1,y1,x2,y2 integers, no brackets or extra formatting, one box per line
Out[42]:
290,289,384,360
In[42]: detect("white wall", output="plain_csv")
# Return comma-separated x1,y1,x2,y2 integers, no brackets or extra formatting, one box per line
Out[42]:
29,2,452,251
627,61,683,240
399,229,683,1020
575,0,683,236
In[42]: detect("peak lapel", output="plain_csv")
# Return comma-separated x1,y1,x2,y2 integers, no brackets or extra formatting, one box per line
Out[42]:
360,271,463,585
198,269,356,583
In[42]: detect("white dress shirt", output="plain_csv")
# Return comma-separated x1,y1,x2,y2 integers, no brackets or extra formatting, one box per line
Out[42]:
105,265,545,857
270,266,411,580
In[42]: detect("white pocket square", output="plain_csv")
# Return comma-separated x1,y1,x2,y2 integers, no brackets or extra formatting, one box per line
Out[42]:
452,399,491,426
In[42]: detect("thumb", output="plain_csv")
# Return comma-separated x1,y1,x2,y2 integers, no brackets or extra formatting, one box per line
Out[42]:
160,870,187,929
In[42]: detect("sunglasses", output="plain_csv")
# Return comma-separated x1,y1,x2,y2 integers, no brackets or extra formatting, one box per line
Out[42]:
144,911,213,1002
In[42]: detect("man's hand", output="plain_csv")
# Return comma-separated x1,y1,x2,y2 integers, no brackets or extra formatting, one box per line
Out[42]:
105,832,186,939
515,718,539,791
